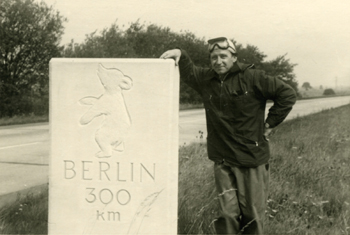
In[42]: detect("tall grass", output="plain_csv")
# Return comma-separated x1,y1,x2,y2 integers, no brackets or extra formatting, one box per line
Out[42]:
264,105,350,234
0,105,349,234
0,186,48,234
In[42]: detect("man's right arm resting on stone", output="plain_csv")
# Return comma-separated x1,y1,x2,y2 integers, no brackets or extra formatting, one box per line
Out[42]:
160,49,181,66
160,48,207,95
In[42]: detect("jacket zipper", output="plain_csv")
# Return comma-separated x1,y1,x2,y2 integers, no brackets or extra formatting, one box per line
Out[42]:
218,71,259,148
219,74,229,112
237,74,257,146
220,80,224,111
238,73,248,95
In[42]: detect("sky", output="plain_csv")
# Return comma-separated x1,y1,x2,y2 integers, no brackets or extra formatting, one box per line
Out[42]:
39,0,350,88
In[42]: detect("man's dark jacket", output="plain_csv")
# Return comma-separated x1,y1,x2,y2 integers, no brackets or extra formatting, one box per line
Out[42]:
178,50,297,167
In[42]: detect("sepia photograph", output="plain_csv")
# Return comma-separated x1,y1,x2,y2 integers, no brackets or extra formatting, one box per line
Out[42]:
0,0,349,234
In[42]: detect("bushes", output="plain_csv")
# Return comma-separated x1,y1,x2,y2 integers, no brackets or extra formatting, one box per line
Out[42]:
323,88,336,96
0,93,48,118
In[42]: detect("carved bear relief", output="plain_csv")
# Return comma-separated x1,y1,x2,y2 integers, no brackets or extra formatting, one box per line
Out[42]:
79,64,133,158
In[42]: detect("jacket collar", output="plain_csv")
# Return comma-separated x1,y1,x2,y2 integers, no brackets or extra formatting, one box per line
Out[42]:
207,61,255,81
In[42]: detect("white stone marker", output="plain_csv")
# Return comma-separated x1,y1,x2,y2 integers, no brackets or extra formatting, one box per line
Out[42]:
49,59,179,235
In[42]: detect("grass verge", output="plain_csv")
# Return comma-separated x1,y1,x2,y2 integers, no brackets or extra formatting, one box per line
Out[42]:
0,105,203,126
0,105,349,234
179,103,204,110
0,114,48,126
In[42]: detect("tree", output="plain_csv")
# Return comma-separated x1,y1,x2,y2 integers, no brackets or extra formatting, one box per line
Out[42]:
262,54,298,94
236,43,267,69
0,0,66,117
64,20,208,104
235,44,298,94
302,82,312,90
63,20,299,104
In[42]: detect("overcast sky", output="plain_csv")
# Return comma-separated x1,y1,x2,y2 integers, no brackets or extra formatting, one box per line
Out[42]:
40,0,350,88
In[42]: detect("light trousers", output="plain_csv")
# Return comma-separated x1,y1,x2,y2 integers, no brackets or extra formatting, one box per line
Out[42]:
213,161,269,234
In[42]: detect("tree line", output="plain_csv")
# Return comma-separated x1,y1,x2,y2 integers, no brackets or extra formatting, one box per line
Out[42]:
0,0,298,118
1,0,66,117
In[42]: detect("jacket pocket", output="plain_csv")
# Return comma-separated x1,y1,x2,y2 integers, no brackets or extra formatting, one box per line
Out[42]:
229,133,263,167
225,91,246,116
232,133,259,147
202,91,219,111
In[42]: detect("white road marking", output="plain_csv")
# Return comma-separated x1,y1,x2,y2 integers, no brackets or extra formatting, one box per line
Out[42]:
0,142,43,150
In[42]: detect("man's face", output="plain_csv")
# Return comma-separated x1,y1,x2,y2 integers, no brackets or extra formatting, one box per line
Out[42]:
210,49,237,75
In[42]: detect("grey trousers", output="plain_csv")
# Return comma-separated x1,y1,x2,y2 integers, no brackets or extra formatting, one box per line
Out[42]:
213,161,269,234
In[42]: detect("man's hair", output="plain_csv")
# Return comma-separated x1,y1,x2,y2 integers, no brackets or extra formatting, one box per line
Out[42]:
208,51,238,59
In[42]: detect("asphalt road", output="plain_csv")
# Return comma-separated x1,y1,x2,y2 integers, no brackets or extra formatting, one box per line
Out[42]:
0,95,349,197
0,123,49,196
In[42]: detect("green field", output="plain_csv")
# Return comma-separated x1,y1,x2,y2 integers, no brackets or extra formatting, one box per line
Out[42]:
300,86,350,99
0,105,349,234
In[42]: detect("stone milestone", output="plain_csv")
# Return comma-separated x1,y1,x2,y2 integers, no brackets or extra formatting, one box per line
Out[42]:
49,59,179,234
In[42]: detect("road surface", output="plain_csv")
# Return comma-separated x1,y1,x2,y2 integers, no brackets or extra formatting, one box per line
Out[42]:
0,95,349,197
0,123,49,196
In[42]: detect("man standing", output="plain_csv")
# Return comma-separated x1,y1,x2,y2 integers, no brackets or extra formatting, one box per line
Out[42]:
160,37,296,234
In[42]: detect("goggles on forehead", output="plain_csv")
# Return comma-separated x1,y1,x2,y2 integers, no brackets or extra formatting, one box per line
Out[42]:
208,37,236,54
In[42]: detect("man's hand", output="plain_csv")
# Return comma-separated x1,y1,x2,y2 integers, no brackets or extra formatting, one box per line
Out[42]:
263,123,273,141
160,49,181,66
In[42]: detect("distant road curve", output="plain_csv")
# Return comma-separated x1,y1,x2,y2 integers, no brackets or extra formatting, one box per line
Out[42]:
179,95,350,145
